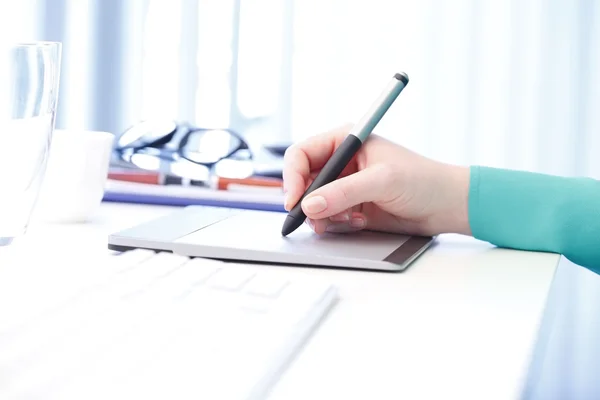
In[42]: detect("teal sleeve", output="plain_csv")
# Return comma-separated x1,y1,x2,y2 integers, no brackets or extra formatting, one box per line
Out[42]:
468,166,600,274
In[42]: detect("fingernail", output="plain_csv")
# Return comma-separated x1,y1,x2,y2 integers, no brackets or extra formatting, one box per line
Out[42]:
350,217,365,228
302,196,327,213
330,213,350,222
283,194,290,210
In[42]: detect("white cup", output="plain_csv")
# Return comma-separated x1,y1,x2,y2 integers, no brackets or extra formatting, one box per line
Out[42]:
33,129,115,223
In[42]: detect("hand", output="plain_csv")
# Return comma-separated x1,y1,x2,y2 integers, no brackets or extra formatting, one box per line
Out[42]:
282,124,472,236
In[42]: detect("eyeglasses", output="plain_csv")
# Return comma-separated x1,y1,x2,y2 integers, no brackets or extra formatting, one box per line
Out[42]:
113,120,254,179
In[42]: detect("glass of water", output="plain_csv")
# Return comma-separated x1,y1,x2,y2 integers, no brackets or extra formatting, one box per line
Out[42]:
0,42,62,246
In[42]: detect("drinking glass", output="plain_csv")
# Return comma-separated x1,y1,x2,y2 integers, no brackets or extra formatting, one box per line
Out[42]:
0,42,61,245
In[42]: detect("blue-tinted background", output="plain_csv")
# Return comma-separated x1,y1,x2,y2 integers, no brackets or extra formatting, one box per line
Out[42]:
3,1,600,397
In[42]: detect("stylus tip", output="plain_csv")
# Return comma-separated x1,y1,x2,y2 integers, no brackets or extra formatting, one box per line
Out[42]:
281,215,302,236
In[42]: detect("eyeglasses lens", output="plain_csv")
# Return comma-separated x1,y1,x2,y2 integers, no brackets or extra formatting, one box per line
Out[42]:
181,129,243,164
117,120,178,149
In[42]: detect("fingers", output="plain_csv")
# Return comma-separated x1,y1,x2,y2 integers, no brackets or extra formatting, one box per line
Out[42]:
282,124,352,210
282,164,305,211
301,164,392,219
306,211,368,235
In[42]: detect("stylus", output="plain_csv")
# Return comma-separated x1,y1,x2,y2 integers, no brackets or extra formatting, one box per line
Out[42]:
281,72,409,236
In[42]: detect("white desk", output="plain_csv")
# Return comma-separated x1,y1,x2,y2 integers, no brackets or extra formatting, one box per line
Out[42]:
1,202,560,400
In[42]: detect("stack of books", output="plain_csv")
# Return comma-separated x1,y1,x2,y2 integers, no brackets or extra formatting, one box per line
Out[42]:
103,168,286,213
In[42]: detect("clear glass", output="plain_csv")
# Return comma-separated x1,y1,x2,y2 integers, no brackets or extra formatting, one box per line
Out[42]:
0,42,61,245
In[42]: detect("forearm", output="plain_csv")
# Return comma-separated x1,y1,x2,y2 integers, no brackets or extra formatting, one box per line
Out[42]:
467,166,600,273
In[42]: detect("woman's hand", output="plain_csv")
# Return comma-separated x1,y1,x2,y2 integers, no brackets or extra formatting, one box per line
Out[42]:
282,124,472,236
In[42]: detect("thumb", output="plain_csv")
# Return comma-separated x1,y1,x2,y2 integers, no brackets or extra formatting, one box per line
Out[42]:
301,165,392,219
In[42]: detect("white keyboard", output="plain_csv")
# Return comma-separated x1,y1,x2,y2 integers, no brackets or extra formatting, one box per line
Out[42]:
0,249,338,400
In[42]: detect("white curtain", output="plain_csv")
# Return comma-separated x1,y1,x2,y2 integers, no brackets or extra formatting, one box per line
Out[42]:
290,0,600,178
6,0,599,178
3,0,600,395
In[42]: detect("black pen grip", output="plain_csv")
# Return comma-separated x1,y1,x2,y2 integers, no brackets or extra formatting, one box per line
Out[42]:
289,134,363,215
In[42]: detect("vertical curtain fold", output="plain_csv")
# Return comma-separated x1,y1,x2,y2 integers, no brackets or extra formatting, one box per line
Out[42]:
35,0,148,137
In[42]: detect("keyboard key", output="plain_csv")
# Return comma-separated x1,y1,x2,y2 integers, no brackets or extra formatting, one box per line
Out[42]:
239,296,272,313
206,266,256,291
107,252,190,298
143,259,221,300
245,274,290,298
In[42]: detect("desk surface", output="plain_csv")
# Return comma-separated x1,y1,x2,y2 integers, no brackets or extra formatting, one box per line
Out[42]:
0,202,560,400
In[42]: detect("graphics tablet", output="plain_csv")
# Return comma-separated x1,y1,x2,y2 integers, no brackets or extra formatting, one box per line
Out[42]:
107,205,434,272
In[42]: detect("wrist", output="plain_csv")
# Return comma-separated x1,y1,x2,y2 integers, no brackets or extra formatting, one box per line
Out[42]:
432,163,472,236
